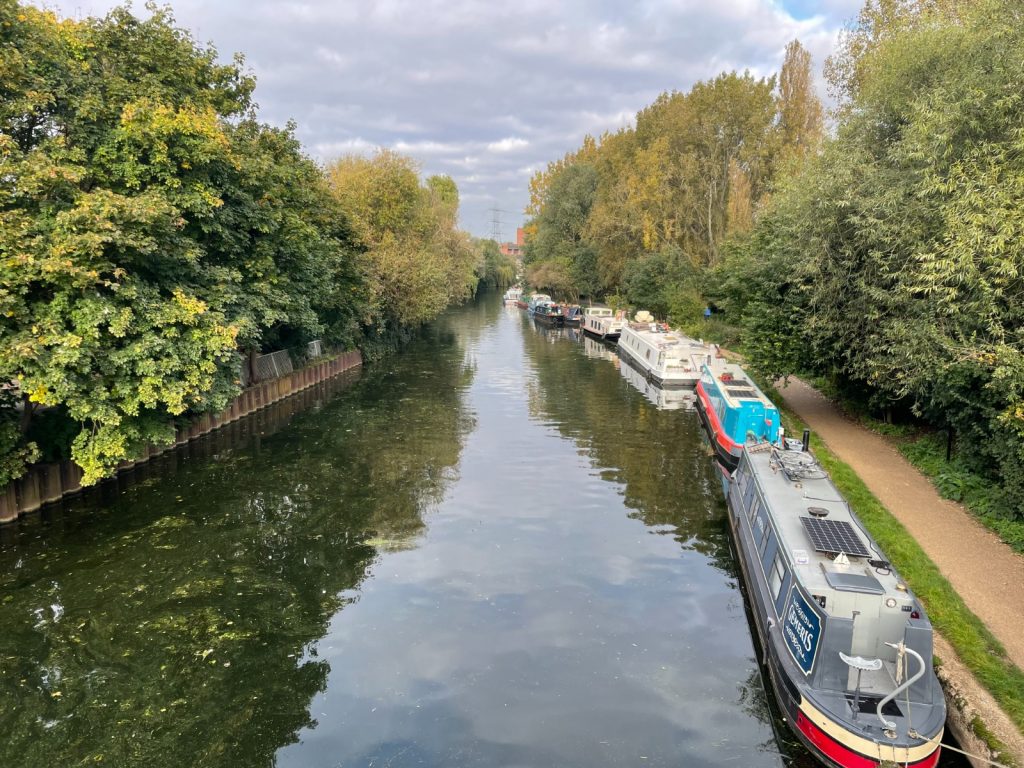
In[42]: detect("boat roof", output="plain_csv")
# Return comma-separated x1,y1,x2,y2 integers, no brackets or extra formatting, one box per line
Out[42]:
584,306,614,316
742,444,914,610
702,362,776,410
622,324,710,356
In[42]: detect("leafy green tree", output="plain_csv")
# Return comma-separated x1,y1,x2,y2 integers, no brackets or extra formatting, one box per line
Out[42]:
474,238,515,291
326,151,477,330
725,0,1024,518
0,3,368,484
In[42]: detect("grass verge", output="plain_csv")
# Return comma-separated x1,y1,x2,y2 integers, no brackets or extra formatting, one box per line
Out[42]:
757,378,1024,736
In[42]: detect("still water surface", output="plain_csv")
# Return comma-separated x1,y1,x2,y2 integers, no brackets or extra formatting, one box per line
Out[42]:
0,296,902,766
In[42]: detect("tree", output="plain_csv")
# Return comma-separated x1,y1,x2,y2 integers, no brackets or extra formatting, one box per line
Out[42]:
777,40,824,167
0,2,369,484
326,151,477,330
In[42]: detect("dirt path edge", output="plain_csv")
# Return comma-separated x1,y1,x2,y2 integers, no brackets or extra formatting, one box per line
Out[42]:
935,634,1024,768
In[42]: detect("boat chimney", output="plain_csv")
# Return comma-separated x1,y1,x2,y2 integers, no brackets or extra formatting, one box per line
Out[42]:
802,429,811,452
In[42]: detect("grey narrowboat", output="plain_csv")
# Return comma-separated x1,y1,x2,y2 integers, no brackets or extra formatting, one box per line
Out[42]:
725,441,945,767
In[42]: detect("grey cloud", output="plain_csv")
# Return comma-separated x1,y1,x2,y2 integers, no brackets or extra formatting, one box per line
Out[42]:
40,0,861,238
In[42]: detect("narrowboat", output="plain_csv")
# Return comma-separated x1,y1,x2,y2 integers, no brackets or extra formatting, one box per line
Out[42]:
616,313,710,388
503,286,523,305
582,306,625,341
725,441,945,767
532,301,564,326
527,293,552,313
561,305,583,327
695,362,780,471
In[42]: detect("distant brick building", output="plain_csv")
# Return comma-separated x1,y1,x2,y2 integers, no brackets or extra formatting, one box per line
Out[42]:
499,227,525,259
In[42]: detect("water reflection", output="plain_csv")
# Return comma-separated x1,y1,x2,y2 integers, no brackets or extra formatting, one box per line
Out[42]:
581,334,620,363
0,310,479,767
618,357,697,411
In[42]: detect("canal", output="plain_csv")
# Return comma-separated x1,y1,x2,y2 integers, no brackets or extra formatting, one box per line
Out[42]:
0,296,954,767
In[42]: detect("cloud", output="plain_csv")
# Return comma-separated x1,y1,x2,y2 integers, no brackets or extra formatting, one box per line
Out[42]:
487,137,529,153
38,0,862,238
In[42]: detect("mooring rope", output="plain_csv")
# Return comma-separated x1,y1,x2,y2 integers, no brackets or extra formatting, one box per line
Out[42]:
905,729,1013,768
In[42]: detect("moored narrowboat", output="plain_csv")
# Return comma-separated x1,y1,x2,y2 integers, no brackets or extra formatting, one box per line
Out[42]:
532,301,564,326
695,362,779,470
582,306,625,341
617,313,710,388
561,305,583,327
725,442,945,767
527,293,552,313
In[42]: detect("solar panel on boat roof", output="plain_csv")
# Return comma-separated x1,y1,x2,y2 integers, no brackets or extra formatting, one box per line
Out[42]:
799,517,872,558
725,386,759,398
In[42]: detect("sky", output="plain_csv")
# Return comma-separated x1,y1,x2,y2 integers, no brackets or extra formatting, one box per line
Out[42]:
40,0,864,239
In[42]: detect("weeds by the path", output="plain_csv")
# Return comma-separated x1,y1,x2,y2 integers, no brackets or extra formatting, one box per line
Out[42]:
759,379,1024,738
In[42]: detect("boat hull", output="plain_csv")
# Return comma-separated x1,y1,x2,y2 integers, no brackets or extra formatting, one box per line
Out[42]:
695,380,741,471
617,341,699,388
532,312,564,326
582,325,621,342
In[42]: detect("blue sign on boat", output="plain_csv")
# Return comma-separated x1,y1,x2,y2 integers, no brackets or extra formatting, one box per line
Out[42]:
783,589,822,675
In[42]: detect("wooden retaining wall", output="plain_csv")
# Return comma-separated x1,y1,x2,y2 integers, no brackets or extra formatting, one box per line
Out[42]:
0,349,362,524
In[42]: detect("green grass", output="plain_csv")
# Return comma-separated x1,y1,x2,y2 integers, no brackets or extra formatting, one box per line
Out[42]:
681,318,742,348
757,378,1024,737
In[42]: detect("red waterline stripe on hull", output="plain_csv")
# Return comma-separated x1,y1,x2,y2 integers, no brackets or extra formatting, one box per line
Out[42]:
695,381,740,455
795,712,940,768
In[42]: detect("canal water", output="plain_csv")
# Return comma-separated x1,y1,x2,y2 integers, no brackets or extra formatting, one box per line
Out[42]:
0,296,954,767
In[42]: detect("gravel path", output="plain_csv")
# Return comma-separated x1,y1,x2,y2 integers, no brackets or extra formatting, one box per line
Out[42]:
775,377,1024,672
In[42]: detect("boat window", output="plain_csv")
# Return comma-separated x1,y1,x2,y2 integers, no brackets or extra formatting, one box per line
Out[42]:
754,512,768,549
748,496,761,521
757,514,771,554
743,479,757,510
769,555,786,603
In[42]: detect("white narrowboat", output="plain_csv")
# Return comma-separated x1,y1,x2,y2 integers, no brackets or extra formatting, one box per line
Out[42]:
616,313,710,388
581,307,625,341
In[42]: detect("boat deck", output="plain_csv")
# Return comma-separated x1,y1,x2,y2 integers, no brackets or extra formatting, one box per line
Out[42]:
709,362,775,409
744,444,922,664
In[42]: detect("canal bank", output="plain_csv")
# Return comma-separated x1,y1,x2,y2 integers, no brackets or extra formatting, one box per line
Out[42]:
0,350,363,524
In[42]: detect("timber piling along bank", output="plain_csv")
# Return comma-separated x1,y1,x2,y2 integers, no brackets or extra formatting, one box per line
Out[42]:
0,350,363,524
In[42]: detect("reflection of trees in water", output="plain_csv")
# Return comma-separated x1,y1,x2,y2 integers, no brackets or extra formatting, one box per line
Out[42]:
0,309,481,767
519,320,734,573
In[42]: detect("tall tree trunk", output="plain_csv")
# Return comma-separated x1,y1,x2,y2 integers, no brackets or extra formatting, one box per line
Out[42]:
19,393,35,434
247,348,259,385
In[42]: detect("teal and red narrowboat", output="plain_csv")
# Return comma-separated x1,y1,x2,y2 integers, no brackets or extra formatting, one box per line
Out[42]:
695,362,780,471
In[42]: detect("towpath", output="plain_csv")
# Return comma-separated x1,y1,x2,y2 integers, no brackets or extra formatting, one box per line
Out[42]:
775,377,1024,672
